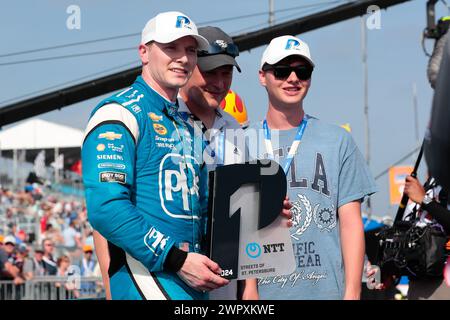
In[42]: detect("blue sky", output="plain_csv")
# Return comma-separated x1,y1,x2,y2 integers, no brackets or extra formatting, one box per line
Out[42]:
1,0,448,218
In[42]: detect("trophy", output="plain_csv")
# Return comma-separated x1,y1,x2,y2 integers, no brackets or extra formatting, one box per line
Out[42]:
206,160,296,280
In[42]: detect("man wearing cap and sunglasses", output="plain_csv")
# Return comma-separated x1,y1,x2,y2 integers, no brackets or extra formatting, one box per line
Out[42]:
82,11,229,300
248,35,377,300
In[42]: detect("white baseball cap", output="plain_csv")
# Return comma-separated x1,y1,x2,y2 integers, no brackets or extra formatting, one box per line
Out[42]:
4,235,16,245
260,35,315,69
141,11,209,51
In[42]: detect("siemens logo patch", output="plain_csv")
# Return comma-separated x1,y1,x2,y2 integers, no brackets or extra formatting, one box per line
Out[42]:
99,171,126,184
97,154,123,161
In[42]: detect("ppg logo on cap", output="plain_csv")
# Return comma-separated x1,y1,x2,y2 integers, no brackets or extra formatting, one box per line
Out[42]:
176,16,192,29
285,39,301,50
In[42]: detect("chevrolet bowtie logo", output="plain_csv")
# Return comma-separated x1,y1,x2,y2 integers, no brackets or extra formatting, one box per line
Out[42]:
98,131,122,141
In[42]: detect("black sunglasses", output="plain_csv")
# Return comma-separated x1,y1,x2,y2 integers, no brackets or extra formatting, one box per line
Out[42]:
198,42,239,57
262,64,313,80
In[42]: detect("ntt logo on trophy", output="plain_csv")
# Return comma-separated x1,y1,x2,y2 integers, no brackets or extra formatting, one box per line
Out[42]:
245,242,261,259
246,241,287,259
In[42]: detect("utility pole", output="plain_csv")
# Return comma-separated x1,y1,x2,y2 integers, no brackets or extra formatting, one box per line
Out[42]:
54,147,59,184
13,149,17,188
269,0,275,26
361,16,372,216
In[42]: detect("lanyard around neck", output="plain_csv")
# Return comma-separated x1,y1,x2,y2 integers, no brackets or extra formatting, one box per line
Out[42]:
179,111,224,166
263,114,309,174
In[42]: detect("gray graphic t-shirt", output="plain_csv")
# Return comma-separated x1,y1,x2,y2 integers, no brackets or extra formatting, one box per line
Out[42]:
246,116,377,300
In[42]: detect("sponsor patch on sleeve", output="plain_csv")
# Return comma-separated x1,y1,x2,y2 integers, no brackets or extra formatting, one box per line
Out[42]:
144,227,169,256
98,163,126,170
99,171,126,184
98,131,122,141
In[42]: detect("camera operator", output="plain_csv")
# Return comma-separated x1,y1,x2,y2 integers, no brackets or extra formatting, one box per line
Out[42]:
424,16,450,190
404,175,450,299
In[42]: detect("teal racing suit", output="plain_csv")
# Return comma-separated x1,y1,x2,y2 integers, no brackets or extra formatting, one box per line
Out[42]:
82,76,208,300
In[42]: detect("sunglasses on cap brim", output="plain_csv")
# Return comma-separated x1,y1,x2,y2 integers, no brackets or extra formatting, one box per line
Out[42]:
198,42,239,57
262,64,313,80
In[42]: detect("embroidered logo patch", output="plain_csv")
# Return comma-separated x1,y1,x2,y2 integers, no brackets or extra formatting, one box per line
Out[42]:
98,131,122,141
153,123,168,136
99,171,126,184
148,112,163,122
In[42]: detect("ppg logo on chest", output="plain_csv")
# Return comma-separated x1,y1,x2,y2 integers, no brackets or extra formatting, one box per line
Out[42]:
159,153,200,218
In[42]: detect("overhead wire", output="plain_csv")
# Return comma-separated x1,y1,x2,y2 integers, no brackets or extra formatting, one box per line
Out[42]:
0,0,350,103
0,47,135,67
200,0,344,26
374,145,422,181
0,0,348,61
0,60,139,107
0,33,139,58
230,0,345,35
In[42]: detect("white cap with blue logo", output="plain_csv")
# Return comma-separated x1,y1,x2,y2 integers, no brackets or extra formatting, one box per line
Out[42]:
141,11,209,51
260,35,315,69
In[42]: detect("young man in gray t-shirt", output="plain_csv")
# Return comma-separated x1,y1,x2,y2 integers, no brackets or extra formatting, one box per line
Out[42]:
248,35,377,300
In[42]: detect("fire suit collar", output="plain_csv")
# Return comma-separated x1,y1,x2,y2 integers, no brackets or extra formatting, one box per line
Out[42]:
134,76,179,117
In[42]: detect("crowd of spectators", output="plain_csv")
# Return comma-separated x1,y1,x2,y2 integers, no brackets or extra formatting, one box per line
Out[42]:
0,183,103,299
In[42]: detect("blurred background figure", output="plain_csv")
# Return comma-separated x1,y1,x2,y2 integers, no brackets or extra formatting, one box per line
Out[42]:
80,245,96,277
79,244,97,296
62,218,82,264
55,255,79,299
22,245,45,280
0,235,23,299
220,89,249,129
56,255,71,276
42,239,57,276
